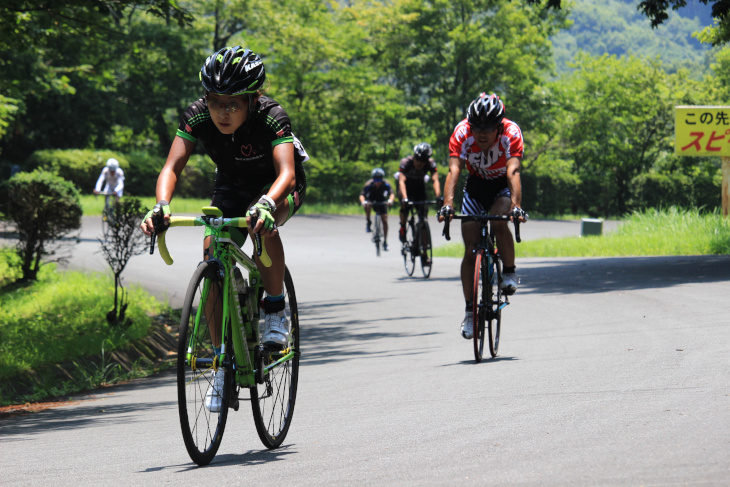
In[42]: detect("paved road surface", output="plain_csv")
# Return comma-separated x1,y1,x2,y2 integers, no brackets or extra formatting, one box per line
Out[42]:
1,214,727,486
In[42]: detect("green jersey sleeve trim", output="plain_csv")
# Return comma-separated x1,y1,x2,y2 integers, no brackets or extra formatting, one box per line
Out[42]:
272,136,294,147
176,129,197,142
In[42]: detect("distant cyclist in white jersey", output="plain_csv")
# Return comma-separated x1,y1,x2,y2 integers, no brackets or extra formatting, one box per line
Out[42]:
94,158,125,200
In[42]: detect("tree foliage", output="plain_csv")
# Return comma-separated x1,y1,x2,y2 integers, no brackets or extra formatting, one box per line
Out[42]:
2,170,82,281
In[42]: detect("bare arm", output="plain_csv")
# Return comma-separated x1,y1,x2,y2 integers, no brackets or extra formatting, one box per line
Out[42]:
431,170,441,198
248,142,296,236
141,136,194,235
398,174,408,201
505,156,525,222
439,156,464,221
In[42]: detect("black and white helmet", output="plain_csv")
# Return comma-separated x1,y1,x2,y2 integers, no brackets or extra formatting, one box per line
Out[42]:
413,142,432,160
467,93,505,129
199,46,265,95
371,167,386,179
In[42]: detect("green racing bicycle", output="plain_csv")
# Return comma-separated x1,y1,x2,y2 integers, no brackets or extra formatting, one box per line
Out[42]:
151,206,300,466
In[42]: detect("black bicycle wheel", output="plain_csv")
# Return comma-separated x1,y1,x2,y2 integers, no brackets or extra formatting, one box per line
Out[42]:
488,253,502,358
419,221,433,278
402,221,416,276
177,260,230,466
472,250,487,363
373,216,382,256
251,266,300,449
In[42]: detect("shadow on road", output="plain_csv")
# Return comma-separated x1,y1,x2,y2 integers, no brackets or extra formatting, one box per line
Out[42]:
520,255,730,295
144,444,297,472
298,300,441,366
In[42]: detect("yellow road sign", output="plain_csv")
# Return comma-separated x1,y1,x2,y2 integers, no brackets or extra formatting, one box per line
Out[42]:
675,106,730,157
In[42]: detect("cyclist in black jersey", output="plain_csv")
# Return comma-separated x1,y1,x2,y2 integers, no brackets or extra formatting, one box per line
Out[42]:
395,143,442,245
359,167,395,250
141,47,307,367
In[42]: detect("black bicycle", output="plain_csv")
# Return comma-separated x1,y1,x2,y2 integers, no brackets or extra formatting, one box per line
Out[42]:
366,201,390,256
401,200,437,278
443,209,525,362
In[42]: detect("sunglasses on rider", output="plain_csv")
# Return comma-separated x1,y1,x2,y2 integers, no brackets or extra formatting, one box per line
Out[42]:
206,94,245,113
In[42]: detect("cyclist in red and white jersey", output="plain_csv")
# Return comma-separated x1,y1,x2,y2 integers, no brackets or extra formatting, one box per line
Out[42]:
438,93,527,339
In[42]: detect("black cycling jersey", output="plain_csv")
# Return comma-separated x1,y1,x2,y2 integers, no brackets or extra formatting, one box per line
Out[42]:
398,155,438,182
176,96,307,196
361,179,393,203
398,155,437,201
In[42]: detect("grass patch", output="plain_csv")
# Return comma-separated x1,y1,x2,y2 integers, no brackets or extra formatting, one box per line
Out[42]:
434,208,730,258
0,257,169,405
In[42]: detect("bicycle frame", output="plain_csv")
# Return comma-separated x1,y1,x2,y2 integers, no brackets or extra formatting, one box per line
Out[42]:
156,206,292,388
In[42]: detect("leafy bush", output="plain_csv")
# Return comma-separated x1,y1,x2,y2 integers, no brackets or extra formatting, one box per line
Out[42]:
26,149,127,195
175,154,216,199
629,171,721,211
3,170,82,281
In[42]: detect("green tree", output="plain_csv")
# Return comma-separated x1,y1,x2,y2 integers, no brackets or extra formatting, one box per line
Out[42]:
357,0,568,155
2,170,82,281
524,0,730,45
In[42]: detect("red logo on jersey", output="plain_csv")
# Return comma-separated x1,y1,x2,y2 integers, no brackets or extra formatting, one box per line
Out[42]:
241,144,253,157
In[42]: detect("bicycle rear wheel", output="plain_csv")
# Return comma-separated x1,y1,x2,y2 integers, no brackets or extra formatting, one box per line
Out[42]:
251,266,300,449
472,250,487,363
419,221,433,278
402,221,416,276
373,216,382,256
488,253,502,358
177,260,230,465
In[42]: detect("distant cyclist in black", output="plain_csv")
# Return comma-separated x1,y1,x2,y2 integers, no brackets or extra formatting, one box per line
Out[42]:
359,167,395,250
395,142,442,244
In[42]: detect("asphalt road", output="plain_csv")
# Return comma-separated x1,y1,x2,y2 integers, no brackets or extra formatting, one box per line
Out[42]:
1,214,728,486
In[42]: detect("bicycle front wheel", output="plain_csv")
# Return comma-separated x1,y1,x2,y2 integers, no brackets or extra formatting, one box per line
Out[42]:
472,250,487,363
419,221,433,278
177,260,230,466
251,266,300,449
402,222,416,276
488,254,502,358
373,217,382,256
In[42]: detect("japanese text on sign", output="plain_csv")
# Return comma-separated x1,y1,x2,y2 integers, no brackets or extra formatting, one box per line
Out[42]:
675,106,730,157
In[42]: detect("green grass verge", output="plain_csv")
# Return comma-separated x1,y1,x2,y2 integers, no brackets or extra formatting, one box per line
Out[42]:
434,208,730,258
0,251,168,405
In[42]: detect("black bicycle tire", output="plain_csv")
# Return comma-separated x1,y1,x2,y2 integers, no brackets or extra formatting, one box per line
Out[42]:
403,220,416,276
420,221,433,278
472,250,486,363
177,260,230,466
488,253,502,358
250,266,300,449
374,216,382,256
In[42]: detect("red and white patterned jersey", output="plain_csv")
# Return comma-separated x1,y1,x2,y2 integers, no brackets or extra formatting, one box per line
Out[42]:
448,118,524,180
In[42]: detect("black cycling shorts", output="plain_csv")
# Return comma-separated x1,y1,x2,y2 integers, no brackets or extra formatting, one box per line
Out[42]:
461,176,510,215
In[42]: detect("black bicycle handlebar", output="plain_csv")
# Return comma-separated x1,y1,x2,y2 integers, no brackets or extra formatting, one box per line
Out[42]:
442,210,525,243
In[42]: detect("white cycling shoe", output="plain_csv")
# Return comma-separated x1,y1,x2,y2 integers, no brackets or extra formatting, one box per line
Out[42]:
501,273,519,295
262,310,289,348
460,311,474,340
204,368,225,412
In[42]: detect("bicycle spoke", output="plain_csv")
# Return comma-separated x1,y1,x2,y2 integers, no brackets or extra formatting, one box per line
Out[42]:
177,261,229,466
251,267,299,449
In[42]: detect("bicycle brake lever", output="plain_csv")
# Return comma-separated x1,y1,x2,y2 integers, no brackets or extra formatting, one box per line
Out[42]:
248,207,263,257
443,217,451,241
